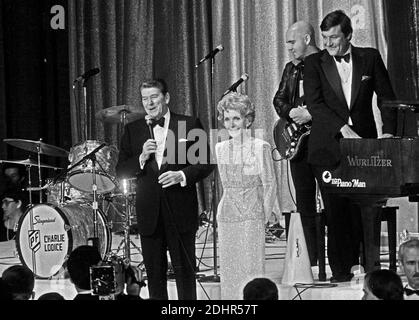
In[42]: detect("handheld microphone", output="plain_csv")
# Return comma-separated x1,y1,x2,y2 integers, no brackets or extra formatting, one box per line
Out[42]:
222,73,249,97
145,115,155,139
73,68,100,84
195,45,224,68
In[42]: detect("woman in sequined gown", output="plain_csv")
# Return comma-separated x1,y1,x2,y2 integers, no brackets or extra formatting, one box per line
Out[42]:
215,93,277,300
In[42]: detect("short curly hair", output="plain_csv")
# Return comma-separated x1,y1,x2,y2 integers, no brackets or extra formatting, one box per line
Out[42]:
364,269,403,300
217,92,255,126
2,265,34,300
243,278,278,300
66,245,102,290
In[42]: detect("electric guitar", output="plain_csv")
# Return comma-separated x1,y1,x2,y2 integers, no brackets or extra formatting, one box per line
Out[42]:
273,117,311,161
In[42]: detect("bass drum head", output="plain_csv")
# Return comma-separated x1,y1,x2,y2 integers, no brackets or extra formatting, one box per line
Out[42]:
16,203,111,279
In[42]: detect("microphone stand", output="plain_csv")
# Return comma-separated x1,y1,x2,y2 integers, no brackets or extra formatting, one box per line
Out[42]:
51,143,107,185
83,80,89,140
199,55,220,283
72,78,91,141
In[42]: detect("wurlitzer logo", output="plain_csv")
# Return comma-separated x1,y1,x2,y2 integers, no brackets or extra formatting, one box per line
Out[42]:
347,155,392,168
28,230,41,253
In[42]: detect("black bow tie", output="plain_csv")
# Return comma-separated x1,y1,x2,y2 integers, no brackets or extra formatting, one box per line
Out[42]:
150,117,165,128
404,287,419,296
335,53,350,63
296,61,304,69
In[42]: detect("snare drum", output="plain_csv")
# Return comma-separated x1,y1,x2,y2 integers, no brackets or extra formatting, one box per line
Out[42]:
67,140,118,194
16,202,111,279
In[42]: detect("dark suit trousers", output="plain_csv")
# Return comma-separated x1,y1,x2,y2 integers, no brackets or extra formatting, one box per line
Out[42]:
313,166,363,277
290,142,318,266
140,196,197,300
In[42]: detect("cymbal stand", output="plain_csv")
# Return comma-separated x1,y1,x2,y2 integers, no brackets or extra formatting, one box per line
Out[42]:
122,181,131,261
26,165,33,206
24,163,37,276
89,153,100,250
119,110,129,138
36,140,43,203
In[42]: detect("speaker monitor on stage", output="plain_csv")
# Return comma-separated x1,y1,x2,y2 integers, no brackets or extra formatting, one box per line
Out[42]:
281,212,314,286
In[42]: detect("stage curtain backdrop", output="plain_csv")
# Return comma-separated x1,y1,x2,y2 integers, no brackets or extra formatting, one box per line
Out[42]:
385,0,419,137
211,0,389,213
68,0,213,213
68,0,390,216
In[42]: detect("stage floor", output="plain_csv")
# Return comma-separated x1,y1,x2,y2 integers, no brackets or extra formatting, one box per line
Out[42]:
0,228,405,300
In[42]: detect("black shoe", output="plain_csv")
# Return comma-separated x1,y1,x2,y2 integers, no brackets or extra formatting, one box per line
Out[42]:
330,273,354,283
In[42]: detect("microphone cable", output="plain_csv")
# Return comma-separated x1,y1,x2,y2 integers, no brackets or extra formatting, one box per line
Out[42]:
195,210,216,271
271,147,297,208
291,283,338,300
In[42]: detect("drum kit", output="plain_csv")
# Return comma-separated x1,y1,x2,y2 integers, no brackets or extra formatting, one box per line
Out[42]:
1,104,143,279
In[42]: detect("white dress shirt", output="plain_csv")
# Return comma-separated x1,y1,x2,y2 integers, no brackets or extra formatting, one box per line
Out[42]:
139,111,187,186
153,111,170,169
334,45,353,125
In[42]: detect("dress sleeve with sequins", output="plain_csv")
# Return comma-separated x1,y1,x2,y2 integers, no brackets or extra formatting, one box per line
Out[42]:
256,140,277,223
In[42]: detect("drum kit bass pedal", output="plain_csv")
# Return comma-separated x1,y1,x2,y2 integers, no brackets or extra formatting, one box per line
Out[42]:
1,104,144,279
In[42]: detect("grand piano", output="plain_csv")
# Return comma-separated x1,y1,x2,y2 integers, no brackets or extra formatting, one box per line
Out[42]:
317,137,419,274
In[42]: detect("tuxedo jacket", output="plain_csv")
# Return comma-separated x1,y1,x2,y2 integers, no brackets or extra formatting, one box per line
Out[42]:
304,46,397,166
116,113,214,236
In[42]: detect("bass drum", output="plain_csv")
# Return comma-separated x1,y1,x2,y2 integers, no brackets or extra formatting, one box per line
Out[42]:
16,203,111,279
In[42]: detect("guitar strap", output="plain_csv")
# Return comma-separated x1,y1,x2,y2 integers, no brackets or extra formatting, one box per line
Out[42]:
295,62,305,107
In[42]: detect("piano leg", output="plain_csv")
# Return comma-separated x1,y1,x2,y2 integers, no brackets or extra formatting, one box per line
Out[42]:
359,204,382,272
316,210,327,281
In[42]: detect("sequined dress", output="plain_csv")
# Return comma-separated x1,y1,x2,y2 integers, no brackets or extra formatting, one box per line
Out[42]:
215,137,277,300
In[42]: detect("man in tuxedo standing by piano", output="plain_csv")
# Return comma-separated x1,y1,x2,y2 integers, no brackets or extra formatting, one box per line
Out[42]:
304,10,397,282
116,79,215,299
273,21,320,266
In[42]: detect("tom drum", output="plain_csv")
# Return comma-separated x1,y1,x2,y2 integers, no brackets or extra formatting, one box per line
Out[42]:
67,140,118,194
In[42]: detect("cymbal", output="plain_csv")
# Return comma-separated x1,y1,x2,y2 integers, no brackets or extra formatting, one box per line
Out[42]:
0,158,62,170
96,104,142,124
3,139,69,158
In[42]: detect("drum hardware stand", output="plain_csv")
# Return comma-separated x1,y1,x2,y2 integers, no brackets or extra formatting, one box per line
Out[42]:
104,181,143,266
36,140,43,204
25,164,37,276
89,153,100,250
50,143,107,250
26,165,33,206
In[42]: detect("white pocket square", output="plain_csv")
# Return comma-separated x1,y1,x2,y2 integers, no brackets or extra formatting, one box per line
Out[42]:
361,75,372,81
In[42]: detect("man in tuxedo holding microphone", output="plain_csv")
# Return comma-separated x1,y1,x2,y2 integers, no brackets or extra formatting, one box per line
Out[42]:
116,79,214,300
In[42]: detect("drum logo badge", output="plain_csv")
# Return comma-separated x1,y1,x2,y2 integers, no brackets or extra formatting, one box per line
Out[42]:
28,230,41,253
